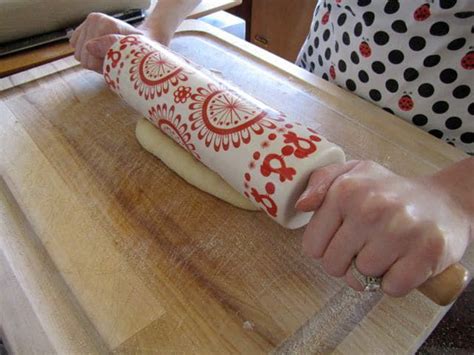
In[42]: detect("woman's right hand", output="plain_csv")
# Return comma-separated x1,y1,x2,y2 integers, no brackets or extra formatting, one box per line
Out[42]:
70,13,144,73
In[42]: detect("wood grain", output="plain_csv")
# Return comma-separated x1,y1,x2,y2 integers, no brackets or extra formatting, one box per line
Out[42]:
251,0,318,61
0,21,472,354
0,252,56,354
0,177,106,354
0,100,166,349
0,0,242,78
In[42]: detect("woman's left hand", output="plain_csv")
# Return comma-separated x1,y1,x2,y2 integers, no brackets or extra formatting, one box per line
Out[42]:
296,160,471,296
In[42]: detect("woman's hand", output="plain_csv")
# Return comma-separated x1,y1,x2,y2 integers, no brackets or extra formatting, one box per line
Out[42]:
70,1,202,73
296,160,472,297
70,13,144,73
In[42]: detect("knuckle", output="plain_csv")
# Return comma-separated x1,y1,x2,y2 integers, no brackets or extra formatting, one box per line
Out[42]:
99,19,119,33
334,176,364,203
354,258,376,278
358,191,386,224
382,280,410,297
382,271,413,297
87,12,104,21
358,160,376,170
421,230,446,265
386,205,417,236
308,247,323,260
355,160,386,174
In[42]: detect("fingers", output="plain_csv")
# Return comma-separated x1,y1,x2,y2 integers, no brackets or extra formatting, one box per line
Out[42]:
321,215,402,281
79,30,92,65
344,240,401,292
300,158,464,299
86,35,122,58
381,256,433,297
296,160,360,212
84,55,104,74
344,233,438,296
302,189,342,259
73,26,87,62
321,221,365,277
345,257,435,297
69,22,83,47
82,35,121,73
69,12,129,71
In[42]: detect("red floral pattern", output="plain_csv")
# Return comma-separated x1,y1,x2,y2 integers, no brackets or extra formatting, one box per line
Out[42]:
129,43,190,100
173,86,192,103
148,104,200,160
243,128,323,216
188,83,281,152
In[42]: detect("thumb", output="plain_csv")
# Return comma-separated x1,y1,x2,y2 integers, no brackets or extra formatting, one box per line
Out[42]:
85,34,123,58
295,160,360,212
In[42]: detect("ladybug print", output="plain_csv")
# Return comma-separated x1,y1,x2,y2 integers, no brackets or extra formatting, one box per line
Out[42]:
322,4,332,25
461,50,474,70
398,94,414,111
296,0,473,155
359,41,371,58
414,3,431,21
329,64,336,79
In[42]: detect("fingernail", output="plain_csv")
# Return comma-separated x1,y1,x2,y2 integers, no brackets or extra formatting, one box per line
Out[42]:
296,187,312,206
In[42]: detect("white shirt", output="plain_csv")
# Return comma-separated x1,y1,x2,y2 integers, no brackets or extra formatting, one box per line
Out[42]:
296,0,473,155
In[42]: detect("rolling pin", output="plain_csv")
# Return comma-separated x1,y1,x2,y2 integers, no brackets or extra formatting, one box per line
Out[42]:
102,35,471,306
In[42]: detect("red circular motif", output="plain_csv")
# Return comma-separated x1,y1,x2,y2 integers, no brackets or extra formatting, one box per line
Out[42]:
281,145,294,156
265,182,275,194
129,43,191,100
189,84,279,152
173,86,192,103
148,104,200,160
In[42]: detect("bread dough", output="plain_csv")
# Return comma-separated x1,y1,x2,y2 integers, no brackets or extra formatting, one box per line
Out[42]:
136,118,259,211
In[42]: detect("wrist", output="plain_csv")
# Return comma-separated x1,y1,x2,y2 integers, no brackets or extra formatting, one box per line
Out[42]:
428,157,474,242
139,22,173,46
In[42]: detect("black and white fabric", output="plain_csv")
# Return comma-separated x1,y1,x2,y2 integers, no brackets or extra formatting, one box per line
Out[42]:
296,0,473,155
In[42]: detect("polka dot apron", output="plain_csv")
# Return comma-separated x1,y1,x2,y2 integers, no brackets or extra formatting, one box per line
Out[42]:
297,0,473,155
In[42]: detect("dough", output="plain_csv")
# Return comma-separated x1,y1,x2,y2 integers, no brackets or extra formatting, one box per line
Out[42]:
136,118,259,211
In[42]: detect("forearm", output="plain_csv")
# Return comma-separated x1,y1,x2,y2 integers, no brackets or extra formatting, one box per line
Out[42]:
141,0,202,44
430,157,474,241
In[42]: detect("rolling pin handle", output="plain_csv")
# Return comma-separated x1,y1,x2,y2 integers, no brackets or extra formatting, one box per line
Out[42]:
417,263,471,306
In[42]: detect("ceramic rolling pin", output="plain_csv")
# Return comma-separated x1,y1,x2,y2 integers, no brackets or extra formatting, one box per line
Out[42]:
103,35,345,229
103,35,470,306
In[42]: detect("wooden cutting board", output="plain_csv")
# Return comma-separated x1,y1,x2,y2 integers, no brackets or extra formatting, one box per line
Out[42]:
0,21,472,354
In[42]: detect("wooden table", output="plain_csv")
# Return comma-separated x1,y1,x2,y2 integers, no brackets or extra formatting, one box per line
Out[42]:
0,21,472,354
0,0,242,77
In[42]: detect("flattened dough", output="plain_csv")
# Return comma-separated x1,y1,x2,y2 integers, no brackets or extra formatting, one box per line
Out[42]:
136,118,258,211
